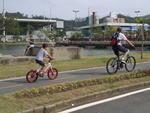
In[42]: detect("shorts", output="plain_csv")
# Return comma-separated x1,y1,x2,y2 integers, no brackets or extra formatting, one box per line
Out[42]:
112,45,128,57
35,59,45,67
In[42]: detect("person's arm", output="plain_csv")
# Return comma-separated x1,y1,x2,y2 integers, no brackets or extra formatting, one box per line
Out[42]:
47,54,54,60
126,39,135,48
45,50,54,60
122,33,135,47
25,46,32,55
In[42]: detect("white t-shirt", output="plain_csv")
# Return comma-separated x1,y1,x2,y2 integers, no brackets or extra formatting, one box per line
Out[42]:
35,48,49,61
30,44,35,48
117,33,127,45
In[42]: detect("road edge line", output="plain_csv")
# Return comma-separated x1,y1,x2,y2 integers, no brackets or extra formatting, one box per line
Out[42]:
18,81,150,113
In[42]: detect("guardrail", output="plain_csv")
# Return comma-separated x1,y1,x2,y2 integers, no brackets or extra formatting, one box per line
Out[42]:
56,41,150,47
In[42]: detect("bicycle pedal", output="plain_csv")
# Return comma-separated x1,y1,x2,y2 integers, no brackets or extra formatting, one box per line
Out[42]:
39,74,44,77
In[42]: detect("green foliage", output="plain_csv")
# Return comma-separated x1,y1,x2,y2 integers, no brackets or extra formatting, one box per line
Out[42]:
90,27,103,38
15,69,150,98
6,18,20,35
135,17,145,23
70,32,84,40
105,26,116,37
0,17,21,35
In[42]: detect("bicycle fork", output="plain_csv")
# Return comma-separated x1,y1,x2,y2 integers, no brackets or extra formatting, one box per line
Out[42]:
45,62,55,75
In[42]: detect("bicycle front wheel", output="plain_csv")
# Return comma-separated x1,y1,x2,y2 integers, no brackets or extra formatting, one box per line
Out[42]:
106,57,118,74
47,68,58,80
125,56,136,72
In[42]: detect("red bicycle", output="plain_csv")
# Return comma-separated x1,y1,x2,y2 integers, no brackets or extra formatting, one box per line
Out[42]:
26,60,58,83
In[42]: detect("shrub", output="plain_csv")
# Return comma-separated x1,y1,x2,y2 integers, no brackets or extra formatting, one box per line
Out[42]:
15,69,150,98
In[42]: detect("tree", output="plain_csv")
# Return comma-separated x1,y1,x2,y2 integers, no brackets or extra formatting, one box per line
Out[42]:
90,27,103,40
70,32,84,41
5,17,20,35
105,26,116,38
0,16,22,36
0,16,3,35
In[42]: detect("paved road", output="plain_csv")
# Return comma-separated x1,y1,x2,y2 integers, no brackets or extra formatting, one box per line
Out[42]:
0,62,150,94
60,88,150,113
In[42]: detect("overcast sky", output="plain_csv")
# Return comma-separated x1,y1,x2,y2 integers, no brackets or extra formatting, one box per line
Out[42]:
0,0,149,19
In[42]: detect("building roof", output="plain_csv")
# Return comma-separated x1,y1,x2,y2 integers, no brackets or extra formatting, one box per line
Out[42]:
79,22,149,29
15,18,57,23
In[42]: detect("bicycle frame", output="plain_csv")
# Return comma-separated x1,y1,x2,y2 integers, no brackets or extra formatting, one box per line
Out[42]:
45,62,53,72
36,61,53,74
118,49,130,59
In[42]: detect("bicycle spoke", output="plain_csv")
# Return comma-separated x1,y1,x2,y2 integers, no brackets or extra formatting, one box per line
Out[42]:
125,56,136,72
106,58,118,74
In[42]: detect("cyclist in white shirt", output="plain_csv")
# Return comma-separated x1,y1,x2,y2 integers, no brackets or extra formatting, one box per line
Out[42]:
112,28,135,62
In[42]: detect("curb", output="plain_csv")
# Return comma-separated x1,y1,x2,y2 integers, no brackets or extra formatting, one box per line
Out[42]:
18,81,150,113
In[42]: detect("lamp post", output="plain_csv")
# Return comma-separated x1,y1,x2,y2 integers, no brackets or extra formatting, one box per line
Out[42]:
141,22,144,59
73,10,79,21
73,10,79,29
134,10,140,37
134,11,140,17
134,10,144,59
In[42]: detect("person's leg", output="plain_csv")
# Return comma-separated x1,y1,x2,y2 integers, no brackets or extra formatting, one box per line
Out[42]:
112,46,119,59
35,60,45,74
118,45,129,61
112,46,121,69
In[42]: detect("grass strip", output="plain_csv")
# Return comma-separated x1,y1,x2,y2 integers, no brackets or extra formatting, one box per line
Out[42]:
15,69,150,98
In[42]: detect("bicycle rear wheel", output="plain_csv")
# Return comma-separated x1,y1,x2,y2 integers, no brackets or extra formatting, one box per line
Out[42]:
106,57,118,74
26,70,38,83
125,56,136,72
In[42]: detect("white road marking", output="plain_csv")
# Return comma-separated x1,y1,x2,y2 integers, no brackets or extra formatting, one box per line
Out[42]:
0,61,149,82
0,77,25,82
0,84,23,90
59,87,150,113
59,67,105,74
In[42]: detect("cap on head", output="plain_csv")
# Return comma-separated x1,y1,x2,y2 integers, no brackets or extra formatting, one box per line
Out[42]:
117,27,122,32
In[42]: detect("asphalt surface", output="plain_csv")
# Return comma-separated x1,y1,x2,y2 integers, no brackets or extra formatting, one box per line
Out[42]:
71,89,150,113
0,62,150,95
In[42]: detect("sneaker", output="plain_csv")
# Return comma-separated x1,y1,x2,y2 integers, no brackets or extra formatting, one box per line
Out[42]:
39,74,44,77
121,60,126,64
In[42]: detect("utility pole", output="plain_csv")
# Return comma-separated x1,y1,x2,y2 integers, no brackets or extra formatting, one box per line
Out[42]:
88,7,92,40
141,22,145,59
2,0,6,42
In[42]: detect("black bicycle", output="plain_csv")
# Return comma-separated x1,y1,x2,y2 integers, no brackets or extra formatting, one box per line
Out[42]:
106,54,136,74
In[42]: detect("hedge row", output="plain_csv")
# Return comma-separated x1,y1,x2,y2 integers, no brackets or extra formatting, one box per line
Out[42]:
15,69,150,98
